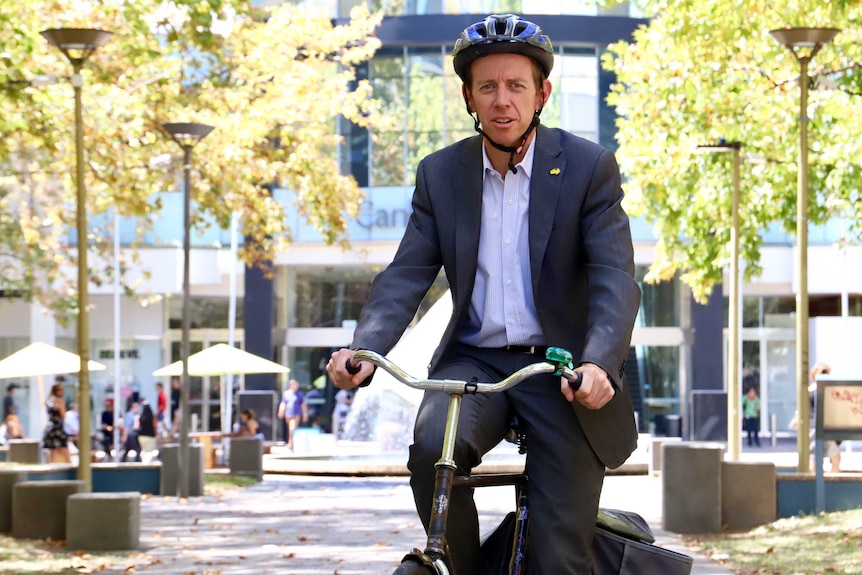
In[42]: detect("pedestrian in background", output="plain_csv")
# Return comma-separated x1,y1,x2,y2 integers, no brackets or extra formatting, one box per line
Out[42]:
278,379,307,450
138,397,157,461
155,382,169,436
3,383,18,420
742,387,761,447
43,383,70,463
121,401,142,463
63,402,80,447
100,397,116,460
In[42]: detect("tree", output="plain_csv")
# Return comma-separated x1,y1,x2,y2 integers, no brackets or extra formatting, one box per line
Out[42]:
0,1,387,321
602,0,861,302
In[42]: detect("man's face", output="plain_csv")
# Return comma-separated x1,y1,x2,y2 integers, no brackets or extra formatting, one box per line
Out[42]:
464,53,550,148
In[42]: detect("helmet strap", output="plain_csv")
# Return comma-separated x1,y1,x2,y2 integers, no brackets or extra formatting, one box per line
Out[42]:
464,90,546,175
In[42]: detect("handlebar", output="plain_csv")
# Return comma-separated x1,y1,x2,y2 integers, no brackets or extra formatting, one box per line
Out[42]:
347,347,582,395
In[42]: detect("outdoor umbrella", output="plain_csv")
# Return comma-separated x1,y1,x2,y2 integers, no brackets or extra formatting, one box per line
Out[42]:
152,344,289,377
152,343,289,433
0,341,107,437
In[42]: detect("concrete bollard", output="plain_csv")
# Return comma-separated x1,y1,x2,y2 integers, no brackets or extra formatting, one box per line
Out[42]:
228,437,264,481
66,492,141,550
0,469,27,532
11,480,86,540
648,436,682,475
662,442,724,534
160,443,205,497
8,439,42,464
721,461,777,531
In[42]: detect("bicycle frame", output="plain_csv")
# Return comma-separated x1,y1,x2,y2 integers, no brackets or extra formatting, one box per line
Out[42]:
351,349,580,575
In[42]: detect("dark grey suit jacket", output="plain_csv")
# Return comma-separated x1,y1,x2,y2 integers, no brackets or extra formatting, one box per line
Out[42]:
351,125,641,469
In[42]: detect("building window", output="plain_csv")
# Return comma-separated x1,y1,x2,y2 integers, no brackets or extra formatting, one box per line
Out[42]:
289,266,449,329
167,296,245,330
635,266,680,327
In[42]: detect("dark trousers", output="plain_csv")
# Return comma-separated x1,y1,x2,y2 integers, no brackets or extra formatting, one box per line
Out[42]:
122,433,141,462
407,345,606,575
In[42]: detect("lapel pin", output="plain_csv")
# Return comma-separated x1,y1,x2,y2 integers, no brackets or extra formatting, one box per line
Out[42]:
549,168,561,176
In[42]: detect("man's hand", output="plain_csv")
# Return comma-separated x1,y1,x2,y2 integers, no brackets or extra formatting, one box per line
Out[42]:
561,362,615,410
326,348,374,390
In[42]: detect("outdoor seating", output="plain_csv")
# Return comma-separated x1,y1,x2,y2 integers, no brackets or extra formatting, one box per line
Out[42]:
11,480,86,540
66,491,140,550
0,468,27,532
228,436,263,481
8,439,41,464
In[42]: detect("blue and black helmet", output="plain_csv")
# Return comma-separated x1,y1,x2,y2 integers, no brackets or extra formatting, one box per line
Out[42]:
452,14,554,81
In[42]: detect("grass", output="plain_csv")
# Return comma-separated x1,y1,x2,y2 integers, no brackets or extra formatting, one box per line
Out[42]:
0,474,256,574
203,472,257,495
687,508,862,574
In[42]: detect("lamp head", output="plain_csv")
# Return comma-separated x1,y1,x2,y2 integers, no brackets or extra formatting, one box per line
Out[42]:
161,122,215,150
41,28,112,65
769,27,840,58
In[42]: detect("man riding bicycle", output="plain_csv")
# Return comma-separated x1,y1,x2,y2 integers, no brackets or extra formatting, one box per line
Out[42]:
327,13,640,575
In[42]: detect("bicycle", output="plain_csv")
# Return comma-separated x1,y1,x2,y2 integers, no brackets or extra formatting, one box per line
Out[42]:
348,347,693,575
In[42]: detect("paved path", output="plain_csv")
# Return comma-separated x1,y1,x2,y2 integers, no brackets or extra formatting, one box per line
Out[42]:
96,472,734,575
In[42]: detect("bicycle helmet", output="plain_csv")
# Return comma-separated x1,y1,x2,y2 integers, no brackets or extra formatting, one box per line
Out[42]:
452,14,554,82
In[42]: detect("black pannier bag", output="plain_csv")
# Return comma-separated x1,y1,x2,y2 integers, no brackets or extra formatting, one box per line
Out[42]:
592,509,694,575
481,508,693,575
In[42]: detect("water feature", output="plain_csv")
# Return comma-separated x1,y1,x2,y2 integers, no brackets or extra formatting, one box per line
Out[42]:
340,292,452,452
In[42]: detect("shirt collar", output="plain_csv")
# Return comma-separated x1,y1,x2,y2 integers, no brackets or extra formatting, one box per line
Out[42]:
482,133,537,180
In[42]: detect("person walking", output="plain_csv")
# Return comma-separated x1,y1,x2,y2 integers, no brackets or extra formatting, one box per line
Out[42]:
138,398,157,461
121,401,142,462
43,383,70,463
278,379,307,450
155,382,169,436
327,14,640,575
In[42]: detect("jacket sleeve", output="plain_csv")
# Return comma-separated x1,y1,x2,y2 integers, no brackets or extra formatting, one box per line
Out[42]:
350,159,444,354
579,149,641,386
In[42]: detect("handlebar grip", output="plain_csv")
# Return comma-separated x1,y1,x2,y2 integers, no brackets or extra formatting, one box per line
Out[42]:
345,358,373,387
567,371,583,393
345,358,361,375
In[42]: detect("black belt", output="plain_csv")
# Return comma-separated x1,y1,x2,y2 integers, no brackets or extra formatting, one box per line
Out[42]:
502,344,548,356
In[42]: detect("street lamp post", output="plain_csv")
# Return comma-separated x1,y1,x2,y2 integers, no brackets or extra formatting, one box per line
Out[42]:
41,27,112,491
769,27,840,473
161,122,214,498
697,141,743,460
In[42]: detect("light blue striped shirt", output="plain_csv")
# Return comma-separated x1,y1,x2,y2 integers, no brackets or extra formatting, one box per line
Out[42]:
459,138,545,348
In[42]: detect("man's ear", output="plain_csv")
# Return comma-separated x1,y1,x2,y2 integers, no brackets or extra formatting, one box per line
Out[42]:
462,84,474,113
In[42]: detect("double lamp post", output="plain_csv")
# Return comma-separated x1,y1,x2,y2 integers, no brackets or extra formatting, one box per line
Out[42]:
41,27,213,496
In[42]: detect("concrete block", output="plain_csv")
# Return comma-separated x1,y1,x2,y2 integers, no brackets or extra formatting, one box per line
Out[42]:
228,437,263,481
721,461,776,530
8,439,41,464
648,436,682,475
11,480,86,540
160,443,204,497
0,469,27,532
66,492,140,550
662,442,724,534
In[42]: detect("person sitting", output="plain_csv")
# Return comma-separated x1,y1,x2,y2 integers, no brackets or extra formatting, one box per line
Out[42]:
1,413,24,445
228,408,264,439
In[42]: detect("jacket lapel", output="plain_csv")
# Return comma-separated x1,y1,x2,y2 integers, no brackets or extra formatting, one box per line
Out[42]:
454,137,484,313
529,126,565,298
